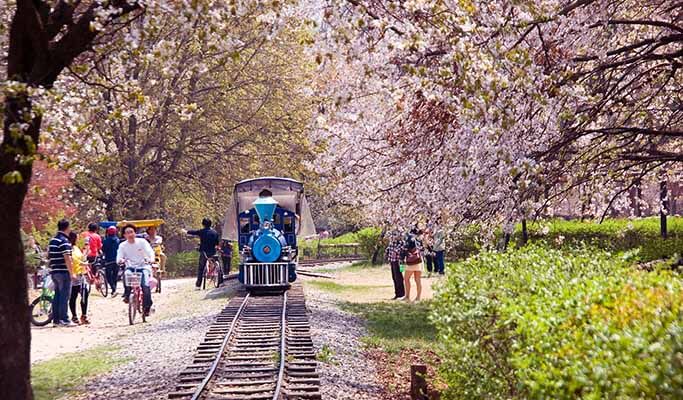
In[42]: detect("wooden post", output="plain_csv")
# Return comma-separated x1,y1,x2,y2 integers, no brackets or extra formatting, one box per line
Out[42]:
660,176,669,239
411,364,428,400
521,219,528,245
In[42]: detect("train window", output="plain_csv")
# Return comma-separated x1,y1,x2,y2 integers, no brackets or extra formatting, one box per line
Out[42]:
239,218,250,234
252,213,260,226
274,213,281,225
283,216,294,233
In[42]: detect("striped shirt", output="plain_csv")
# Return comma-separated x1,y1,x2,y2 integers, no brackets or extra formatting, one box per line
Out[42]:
48,232,72,272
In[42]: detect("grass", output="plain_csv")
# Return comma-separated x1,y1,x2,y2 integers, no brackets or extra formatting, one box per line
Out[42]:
32,345,129,400
340,301,438,353
313,260,382,274
307,280,387,294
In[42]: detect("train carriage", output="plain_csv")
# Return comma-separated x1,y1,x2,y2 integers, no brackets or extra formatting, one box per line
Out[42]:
222,177,315,291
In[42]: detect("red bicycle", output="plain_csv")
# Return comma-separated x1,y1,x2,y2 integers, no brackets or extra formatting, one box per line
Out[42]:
85,257,108,297
124,266,146,325
202,252,222,290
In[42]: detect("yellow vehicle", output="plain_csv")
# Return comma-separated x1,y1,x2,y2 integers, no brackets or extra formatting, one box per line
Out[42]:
116,219,166,293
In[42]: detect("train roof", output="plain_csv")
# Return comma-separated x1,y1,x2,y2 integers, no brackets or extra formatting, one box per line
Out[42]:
234,177,304,193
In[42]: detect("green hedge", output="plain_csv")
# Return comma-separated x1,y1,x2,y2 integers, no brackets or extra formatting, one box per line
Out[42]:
431,245,683,399
165,251,198,278
299,227,385,262
513,217,683,262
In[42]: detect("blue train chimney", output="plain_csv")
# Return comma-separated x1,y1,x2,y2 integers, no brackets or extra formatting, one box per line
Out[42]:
253,196,278,224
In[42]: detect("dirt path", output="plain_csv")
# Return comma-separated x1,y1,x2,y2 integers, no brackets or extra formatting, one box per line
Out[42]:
31,277,236,364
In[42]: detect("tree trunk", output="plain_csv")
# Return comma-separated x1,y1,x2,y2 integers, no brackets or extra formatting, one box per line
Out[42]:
0,91,39,399
521,219,528,245
660,176,669,239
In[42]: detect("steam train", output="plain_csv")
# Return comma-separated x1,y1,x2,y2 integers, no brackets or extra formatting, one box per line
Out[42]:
222,177,316,291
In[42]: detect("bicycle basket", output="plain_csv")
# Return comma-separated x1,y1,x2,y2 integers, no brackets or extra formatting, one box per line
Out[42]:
125,272,142,288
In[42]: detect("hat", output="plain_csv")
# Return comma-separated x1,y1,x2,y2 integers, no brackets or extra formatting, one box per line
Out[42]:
106,226,117,235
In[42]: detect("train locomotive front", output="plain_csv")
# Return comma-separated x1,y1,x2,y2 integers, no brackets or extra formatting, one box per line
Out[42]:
222,177,315,292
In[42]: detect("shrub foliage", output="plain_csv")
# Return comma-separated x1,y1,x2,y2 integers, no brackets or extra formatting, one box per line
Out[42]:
431,246,683,399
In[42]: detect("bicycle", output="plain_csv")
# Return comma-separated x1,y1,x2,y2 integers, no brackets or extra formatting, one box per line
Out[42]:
84,256,108,297
29,268,54,327
202,252,222,290
123,263,147,325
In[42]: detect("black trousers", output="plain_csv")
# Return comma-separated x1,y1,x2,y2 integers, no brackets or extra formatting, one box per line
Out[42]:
425,254,435,273
196,253,207,287
221,256,231,275
390,261,405,298
104,261,118,293
69,284,89,318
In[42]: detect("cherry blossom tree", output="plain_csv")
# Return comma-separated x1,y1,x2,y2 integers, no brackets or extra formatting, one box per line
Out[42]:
314,0,682,234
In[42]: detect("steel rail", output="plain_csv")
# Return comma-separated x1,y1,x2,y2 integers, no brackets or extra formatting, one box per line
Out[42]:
273,291,288,400
189,293,250,400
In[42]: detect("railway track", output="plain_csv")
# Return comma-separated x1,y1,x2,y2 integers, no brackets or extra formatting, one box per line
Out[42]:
169,284,320,400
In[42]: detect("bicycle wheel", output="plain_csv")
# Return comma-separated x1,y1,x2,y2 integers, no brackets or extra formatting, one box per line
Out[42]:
128,294,137,325
30,295,53,326
202,262,208,290
213,263,221,288
96,270,108,297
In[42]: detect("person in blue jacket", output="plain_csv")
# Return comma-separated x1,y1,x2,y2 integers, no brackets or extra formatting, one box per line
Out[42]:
102,226,121,296
182,218,220,289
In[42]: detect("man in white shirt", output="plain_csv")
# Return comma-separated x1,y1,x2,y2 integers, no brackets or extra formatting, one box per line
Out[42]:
117,224,156,316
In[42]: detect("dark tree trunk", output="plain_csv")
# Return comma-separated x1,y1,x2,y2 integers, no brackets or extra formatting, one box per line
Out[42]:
660,176,669,239
2,2,142,398
0,96,36,399
521,219,528,245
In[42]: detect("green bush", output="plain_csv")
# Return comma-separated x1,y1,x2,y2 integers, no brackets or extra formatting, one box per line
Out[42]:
298,227,384,261
431,245,683,399
165,251,198,278
512,217,683,262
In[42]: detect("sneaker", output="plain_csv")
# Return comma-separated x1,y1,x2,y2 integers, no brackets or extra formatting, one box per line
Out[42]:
122,296,129,304
143,310,151,318
392,296,405,301
80,315,90,325
194,287,201,291
58,320,77,327
71,316,79,324
111,291,118,298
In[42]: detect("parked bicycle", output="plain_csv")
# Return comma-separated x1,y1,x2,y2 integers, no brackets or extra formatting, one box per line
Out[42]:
29,268,54,327
85,257,108,297
202,252,222,290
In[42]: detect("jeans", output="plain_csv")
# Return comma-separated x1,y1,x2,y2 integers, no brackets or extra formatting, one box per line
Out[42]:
104,261,118,293
123,268,152,313
425,254,435,273
435,250,445,274
50,271,71,324
390,261,405,298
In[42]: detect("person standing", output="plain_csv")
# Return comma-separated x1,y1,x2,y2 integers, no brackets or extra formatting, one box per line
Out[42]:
423,222,435,278
47,219,77,327
220,239,233,277
145,226,166,272
433,221,446,275
82,223,103,271
403,226,424,303
183,218,220,289
117,224,155,317
102,226,120,296
67,232,90,324
384,232,405,300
